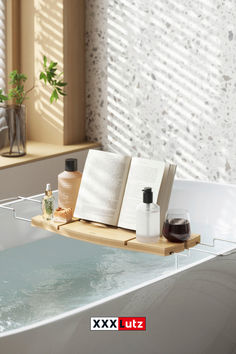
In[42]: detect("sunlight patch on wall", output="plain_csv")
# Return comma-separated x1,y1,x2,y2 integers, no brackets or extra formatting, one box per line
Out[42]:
86,0,236,182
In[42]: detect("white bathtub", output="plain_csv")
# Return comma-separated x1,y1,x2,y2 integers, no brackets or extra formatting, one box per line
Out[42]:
0,180,236,354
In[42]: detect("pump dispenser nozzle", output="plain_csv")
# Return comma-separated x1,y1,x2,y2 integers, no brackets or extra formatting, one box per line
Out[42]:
142,187,153,204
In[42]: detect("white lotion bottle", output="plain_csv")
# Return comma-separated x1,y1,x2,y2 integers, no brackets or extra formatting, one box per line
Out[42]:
58,158,82,215
136,187,160,243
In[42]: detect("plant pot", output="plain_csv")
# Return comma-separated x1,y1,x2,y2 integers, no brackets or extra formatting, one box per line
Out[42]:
1,104,26,157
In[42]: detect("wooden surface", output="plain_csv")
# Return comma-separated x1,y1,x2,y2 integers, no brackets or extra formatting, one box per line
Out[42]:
32,215,201,256
126,234,201,256
126,237,184,256
184,234,201,249
6,0,21,77
0,141,100,170
32,216,136,247
60,220,136,247
32,215,79,232
63,0,85,144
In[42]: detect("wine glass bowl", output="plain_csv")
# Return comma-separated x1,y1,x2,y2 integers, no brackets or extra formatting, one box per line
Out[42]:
162,209,191,243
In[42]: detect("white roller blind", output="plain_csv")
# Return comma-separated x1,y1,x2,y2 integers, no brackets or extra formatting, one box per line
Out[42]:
0,0,6,147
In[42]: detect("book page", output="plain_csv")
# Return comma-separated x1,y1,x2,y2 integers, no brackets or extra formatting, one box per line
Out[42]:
74,150,131,226
118,157,166,230
157,164,176,229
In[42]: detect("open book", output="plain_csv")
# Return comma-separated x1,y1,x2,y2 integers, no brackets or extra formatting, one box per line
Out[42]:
74,150,176,231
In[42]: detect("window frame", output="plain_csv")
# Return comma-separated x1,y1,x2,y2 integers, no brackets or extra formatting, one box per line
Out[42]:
6,0,86,146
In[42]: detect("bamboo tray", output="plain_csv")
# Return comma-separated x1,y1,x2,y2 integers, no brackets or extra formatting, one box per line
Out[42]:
31,215,200,256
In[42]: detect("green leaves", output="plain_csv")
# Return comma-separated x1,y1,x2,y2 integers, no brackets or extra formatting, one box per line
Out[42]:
0,56,67,106
0,89,8,103
50,89,58,104
39,55,67,103
43,55,47,68
39,72,47,84
2,70,28,105
9,70,27,86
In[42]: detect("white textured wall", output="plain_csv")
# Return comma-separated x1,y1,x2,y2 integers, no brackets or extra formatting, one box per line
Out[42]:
86,0,236,183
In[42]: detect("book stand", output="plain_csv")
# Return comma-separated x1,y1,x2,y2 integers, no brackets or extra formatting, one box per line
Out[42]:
32,216,200,256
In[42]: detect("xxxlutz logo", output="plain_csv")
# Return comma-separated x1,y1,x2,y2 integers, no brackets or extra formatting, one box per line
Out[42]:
91,317,146,331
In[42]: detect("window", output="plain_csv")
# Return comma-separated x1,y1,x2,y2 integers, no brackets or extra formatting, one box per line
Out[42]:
0,0,6,149
0,0,5,90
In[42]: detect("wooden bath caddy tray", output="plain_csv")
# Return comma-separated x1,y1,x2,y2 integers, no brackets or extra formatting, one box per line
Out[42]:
31,215,200,256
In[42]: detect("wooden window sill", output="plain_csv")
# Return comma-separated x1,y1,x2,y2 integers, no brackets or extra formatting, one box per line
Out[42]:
0,141,101,170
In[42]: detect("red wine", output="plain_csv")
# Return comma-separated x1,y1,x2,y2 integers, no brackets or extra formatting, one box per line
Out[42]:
162,218,190,243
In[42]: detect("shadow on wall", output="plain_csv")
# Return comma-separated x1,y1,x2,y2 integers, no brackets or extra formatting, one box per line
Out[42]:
86,0,236,182
35,0,63,133
23,0,64,144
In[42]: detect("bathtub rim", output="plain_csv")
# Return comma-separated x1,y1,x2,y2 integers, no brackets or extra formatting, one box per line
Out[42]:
1,177,236,208
1,177,235,338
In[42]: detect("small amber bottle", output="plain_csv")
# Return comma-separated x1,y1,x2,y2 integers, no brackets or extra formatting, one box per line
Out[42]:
42,183,55,220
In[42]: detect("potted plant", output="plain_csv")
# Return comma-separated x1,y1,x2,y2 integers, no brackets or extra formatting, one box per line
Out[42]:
0,56,67,157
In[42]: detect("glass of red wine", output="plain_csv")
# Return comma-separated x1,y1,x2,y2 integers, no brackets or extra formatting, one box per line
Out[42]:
162,209,191,243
